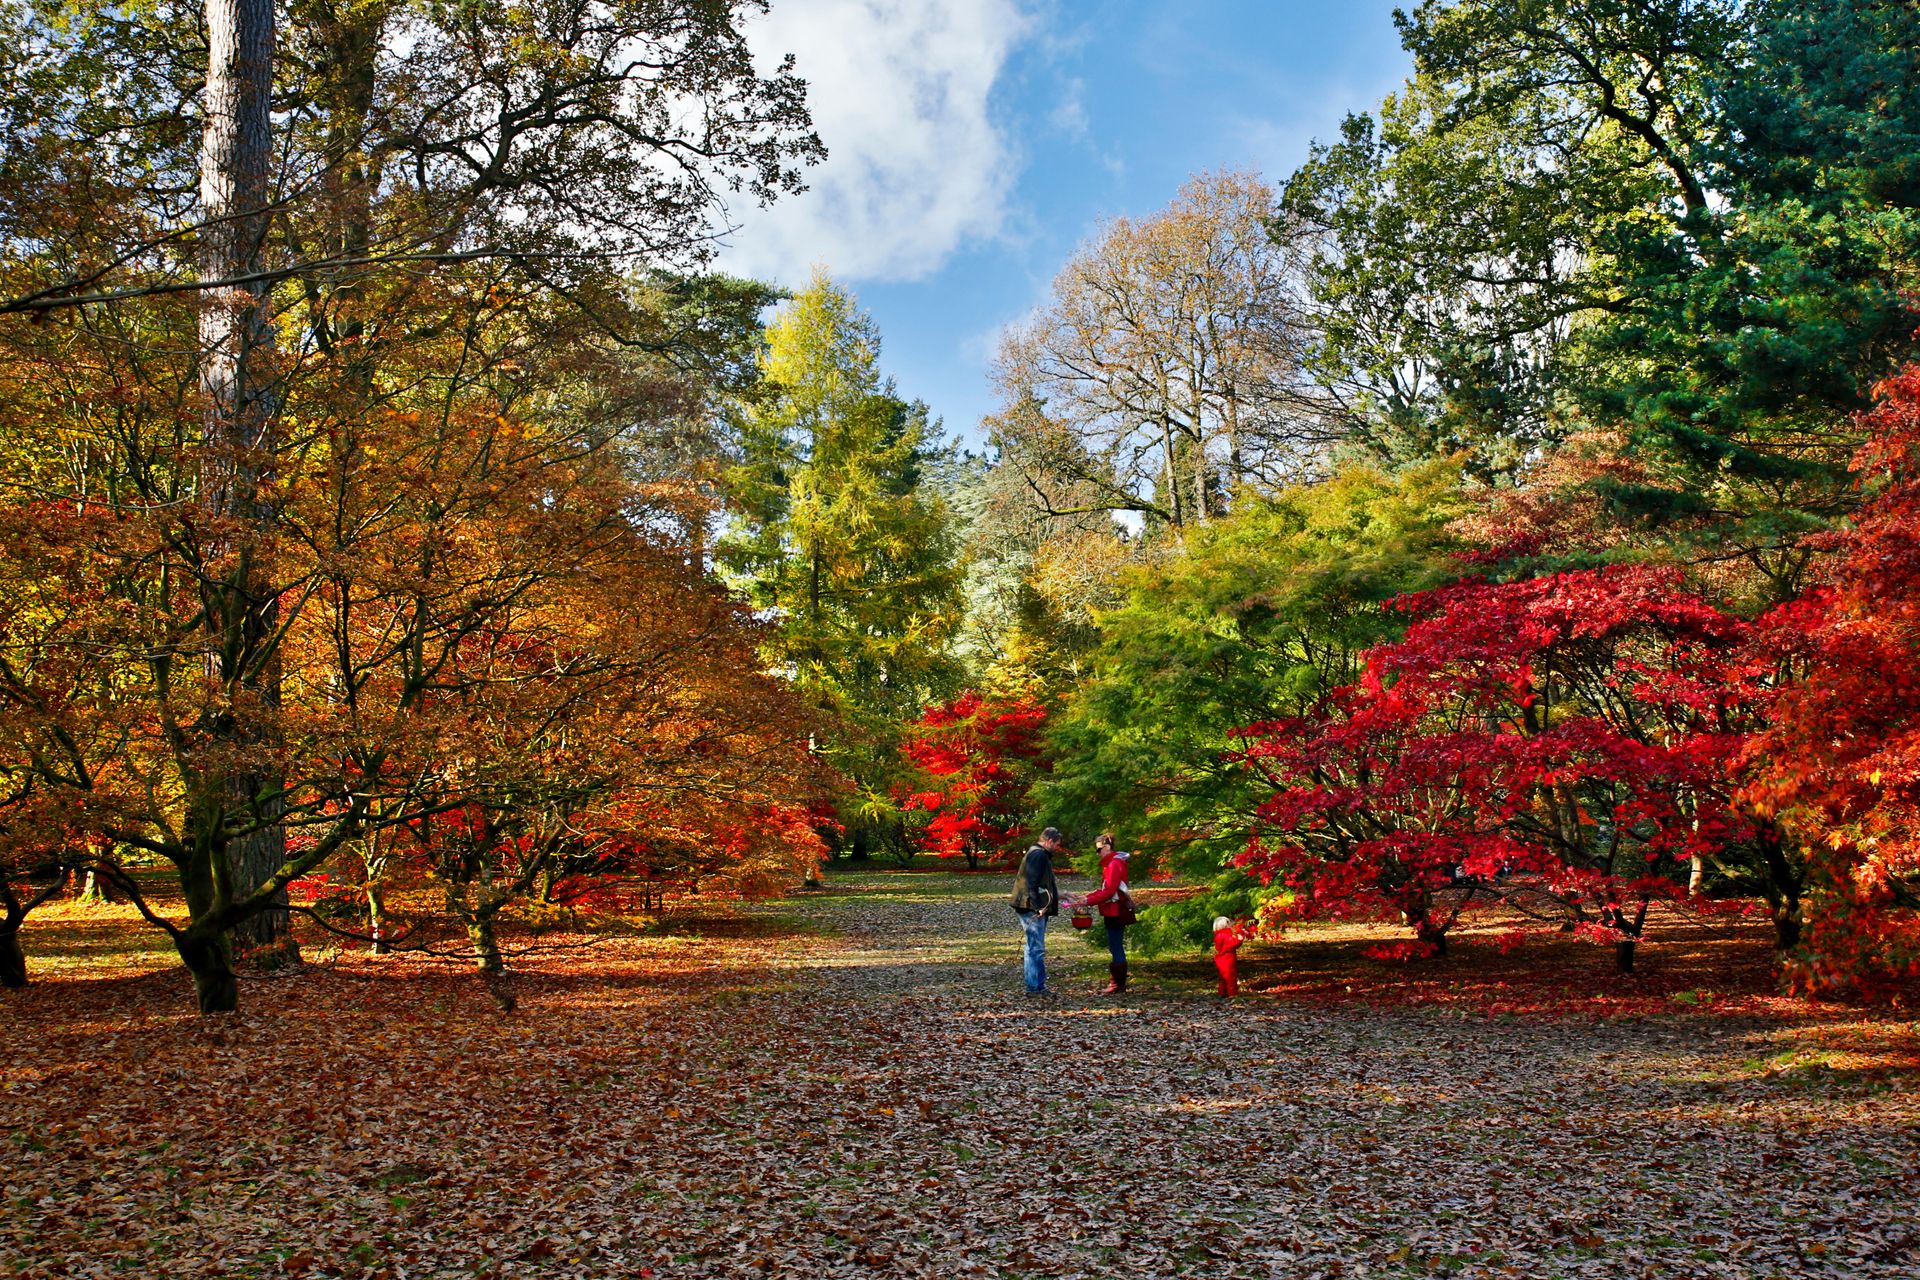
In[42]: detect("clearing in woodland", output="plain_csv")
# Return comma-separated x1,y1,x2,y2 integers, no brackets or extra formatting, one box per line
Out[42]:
4,868,1918,1279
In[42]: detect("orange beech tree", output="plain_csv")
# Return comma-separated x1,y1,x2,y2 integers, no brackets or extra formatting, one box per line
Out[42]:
345,516,831,975
0,273,826,1010
0,762,98,990
0,0,820,1005
0,470,129,984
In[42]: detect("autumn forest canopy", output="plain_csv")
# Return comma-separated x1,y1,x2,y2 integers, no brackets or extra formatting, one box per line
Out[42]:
3,0,1920,1025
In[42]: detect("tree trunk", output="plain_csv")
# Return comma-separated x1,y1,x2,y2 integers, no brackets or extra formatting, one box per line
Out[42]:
1613,898,1651,975
227,800,290,952
3,877,77,986
1758,826,1804,953
1192,416,1210,524
316,0,382,344
78,868,113,904
0,926,25,989
178,799,250,1013
468,918,503,974
1160,418,1182,527
1226,394,1244,508
179,930,240,1014
200,0,290,955
1773,904,1802,951
1408,901,1448,956
366,880,388,955
808,548,822,635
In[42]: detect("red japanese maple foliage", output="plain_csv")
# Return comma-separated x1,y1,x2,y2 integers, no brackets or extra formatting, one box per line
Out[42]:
898,691,1048,868
1743,364,1920,997
1236,565,1772,969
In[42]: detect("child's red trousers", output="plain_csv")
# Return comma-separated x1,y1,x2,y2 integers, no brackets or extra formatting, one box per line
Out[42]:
1213,951,1238,997
1213,926,1243,996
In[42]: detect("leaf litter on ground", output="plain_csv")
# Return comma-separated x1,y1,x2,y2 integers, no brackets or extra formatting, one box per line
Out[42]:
3,872,1917,1279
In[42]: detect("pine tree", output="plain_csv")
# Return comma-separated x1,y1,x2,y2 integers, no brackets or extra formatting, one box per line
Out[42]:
720,271,964,854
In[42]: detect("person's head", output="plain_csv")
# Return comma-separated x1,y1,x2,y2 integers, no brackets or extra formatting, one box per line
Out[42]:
1096,832,1117,856
1040,827,1063,850
1213,916,1231,933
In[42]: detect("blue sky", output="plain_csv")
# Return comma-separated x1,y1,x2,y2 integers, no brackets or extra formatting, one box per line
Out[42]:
719,0,1415,445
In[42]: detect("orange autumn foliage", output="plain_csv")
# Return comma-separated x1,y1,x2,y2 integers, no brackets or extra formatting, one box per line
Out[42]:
0,271,831,1000
1744,364,1920,996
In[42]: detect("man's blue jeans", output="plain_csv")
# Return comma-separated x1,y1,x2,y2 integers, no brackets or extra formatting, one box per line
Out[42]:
1017,910,1049,992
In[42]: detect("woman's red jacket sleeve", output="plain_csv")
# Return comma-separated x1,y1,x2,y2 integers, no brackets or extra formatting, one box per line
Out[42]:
1084,856,1127,913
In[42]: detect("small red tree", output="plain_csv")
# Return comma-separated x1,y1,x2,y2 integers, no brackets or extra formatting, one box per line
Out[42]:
1237,565,1774,970
899,691,1048,869
1743,364,1920,997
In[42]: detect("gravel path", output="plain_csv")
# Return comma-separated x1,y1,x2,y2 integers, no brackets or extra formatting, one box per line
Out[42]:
752,870,1038,995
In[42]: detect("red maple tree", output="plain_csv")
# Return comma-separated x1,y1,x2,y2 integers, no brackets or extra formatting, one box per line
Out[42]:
1743,364,1920,996
899,691,1048,869
1236,565,1779,970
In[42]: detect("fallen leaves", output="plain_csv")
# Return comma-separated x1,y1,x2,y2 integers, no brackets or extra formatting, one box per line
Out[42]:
2,871,1917,1278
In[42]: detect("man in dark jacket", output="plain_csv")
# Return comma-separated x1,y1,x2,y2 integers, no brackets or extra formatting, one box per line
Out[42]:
1011,827,1063,995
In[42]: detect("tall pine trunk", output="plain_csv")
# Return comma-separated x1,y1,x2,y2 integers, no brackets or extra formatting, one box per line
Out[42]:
199,0,289,956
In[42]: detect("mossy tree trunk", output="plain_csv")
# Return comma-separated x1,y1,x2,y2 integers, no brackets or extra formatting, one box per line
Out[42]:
468,916,503,974
366,880,389,955
179,929,240,1014
1611,898,1652,975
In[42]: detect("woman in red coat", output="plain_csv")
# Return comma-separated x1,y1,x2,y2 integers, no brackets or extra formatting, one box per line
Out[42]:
1080,832,1133,995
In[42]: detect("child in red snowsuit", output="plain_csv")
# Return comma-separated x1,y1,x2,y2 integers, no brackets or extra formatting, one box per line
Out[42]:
1213,916,1246,997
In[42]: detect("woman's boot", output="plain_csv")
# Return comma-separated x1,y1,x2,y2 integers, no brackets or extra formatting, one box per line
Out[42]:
1102,962,1128,995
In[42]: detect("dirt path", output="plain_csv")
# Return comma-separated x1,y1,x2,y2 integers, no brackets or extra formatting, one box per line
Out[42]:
5,870,1919,1279
721,870,1920,1280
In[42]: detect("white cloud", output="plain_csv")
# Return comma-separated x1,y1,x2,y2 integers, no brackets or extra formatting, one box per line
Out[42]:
1048,76,1088,140
717,0,1029,285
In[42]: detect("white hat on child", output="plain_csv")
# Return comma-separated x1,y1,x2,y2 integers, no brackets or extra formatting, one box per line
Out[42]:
1213,916,1230,932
